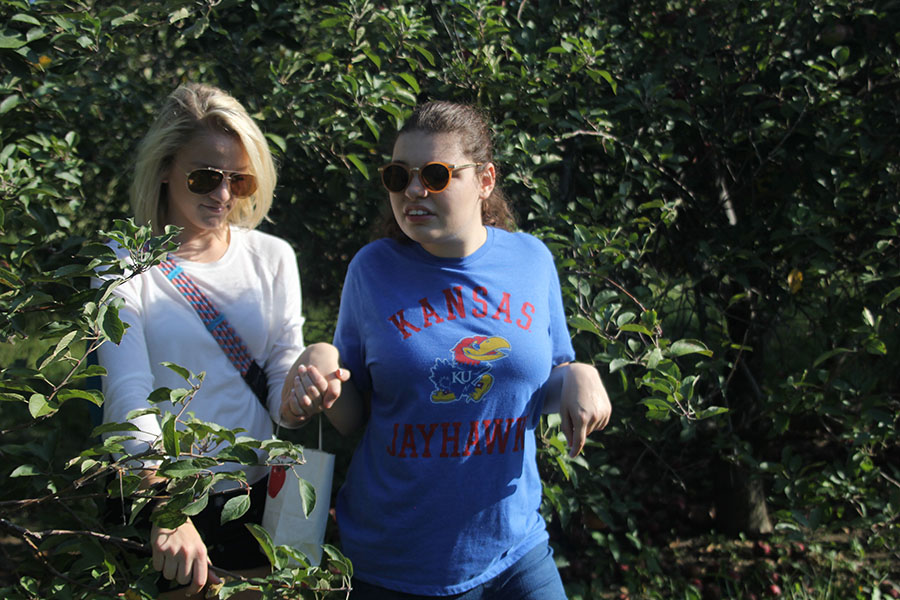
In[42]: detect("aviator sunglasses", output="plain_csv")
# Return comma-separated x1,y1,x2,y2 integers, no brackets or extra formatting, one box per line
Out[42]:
184,168,258,198
379,162,482,194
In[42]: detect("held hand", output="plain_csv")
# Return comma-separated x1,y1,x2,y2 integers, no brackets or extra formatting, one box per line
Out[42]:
558,363,612,457
281,363,350,425
151,518,220,595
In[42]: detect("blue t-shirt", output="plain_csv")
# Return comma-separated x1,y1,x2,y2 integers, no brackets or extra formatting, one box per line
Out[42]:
333,227,575,595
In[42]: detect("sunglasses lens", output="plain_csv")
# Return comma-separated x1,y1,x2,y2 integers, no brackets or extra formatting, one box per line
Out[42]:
186,169,223,195
228,173,257,198
421,163,451,192
382,164,410,192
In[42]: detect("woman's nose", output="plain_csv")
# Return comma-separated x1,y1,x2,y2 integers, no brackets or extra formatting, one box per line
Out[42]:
208,176,232,201
405,170,428,198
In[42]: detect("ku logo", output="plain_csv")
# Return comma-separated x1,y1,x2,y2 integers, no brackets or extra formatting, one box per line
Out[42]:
428,335,510,404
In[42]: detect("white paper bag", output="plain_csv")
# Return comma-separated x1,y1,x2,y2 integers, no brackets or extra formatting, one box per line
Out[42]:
262,446,334,566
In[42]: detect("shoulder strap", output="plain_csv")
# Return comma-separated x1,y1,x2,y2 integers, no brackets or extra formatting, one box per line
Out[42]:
157,257,268,407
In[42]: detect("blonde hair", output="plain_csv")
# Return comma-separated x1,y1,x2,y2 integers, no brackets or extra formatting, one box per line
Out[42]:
130,83,276,233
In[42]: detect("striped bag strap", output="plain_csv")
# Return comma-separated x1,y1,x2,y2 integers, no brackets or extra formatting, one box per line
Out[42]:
157,258,268,405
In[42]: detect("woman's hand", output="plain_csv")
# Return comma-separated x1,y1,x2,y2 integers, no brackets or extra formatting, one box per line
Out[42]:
279,342,364,433
281,363,349,425
151,518,220,595
555,362,612,457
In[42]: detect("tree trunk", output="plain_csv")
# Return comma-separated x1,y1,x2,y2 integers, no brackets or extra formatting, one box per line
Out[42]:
712,458,773,537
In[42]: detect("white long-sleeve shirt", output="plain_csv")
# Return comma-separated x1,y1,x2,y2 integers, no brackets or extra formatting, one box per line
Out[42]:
98,226,305,486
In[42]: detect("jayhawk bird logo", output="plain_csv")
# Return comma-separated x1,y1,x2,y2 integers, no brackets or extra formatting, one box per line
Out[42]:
428,336,510,404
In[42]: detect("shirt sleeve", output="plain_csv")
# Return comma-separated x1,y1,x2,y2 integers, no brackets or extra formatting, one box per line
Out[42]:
264,240,306,425
545,245,576,366
94,261,163,467
333,258,371,394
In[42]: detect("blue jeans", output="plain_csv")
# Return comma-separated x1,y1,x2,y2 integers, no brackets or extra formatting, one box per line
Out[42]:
349,542,567,600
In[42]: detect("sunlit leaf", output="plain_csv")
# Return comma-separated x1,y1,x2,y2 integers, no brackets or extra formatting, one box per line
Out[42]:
221,493,250,524
161,362,191,381
28,394,54,418
298,473,317,518
245,523,276,568
346,154,369,179
668,340,713,357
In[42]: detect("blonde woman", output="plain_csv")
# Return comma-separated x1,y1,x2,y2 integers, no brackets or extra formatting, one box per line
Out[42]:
99,83,334,598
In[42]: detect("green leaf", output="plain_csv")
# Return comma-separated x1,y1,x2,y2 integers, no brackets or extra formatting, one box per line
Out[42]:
640,397,672,420
398,73,420,94
0,95,22,115
736,83,763,96
152,505,188,530
882,286,900,307
322,544,351,575
110,11,140,27
101,303,126,344
831,45,850,64
168,7,190,23
11,14,41,26
645,347,663,369
865,338,887,355
182,493,209,516
568,315,600,335
56,171,81,185
298,474,317,518
361,114,380,141
158,460,205,478
221,493,250,524
162,413,179,456
346,154,369,179
161,362,191,381
619,323,653,336
265,133,286,154
245,523,276,567
0,33,26,49
696,406,728,420
862,307,876,328
78,458,99,474
128,497,153,525
812,347,852,368
609,358,630,373
167,388,190,405
38,331,77,369
28,394,54,418
615,312,636,327
57,388,103,406
668,339,713,357
362,47,381,68
411,44,435,65
215,444,262,465
147,387,173,404
11,464,39,477
593,69,617,93
90,421,139,437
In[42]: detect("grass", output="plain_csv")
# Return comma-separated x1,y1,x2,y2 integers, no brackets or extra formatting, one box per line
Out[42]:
556,527,900,599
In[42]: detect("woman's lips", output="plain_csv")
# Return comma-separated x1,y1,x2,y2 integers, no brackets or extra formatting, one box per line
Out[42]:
200,202,228,213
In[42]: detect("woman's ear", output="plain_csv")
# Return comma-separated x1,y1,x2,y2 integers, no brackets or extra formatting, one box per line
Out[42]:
478,162,496,199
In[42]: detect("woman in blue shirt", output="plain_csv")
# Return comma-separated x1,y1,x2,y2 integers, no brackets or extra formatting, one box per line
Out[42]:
283,101,611,599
